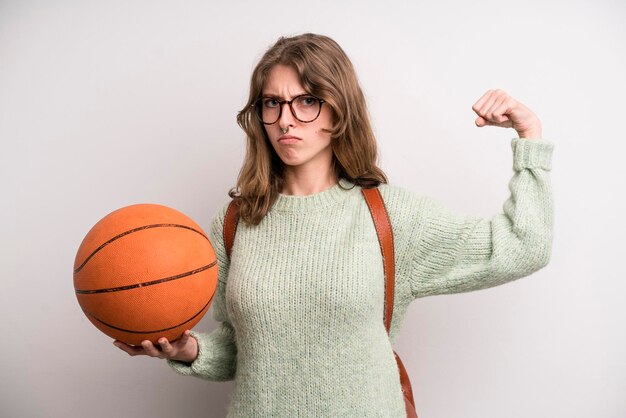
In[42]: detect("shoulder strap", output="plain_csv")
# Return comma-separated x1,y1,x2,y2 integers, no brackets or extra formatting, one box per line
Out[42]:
361,187,395,332
362,187,418,416
223,200,240,259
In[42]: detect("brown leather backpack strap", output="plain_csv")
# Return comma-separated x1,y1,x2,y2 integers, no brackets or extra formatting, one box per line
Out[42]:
362,187,418,417
395,353,418,417
223,200,240,259
361,187,395,332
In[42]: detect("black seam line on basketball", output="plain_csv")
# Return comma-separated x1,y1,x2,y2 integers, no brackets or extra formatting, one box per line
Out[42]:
74,261,217,294
82,294,214,334
73,223,209,275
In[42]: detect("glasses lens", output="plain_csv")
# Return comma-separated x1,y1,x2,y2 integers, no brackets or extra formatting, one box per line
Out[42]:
258,97,280,124
291,95,321,122
256,96,322,124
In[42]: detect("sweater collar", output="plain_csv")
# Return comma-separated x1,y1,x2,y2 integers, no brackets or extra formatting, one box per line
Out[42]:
271,178,360,213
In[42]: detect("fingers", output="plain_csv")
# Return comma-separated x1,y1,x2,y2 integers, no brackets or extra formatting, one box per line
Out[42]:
472,89,514,128
178,330,191,346
113,340,149,357
473,89,541,137
472,90,493,115
113,334,192,360
158,337,175,357
484,94,509,123
141,340,165,358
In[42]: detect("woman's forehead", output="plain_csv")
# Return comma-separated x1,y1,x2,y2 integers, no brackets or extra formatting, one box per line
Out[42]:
262,65,306,97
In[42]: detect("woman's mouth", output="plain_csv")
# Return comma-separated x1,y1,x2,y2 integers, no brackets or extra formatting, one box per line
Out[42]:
278,135,301,144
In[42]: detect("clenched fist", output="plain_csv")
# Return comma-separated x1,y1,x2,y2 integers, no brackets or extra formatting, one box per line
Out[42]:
472,89,542,139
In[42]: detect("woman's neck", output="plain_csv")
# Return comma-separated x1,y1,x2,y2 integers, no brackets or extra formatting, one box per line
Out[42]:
281,166,338,196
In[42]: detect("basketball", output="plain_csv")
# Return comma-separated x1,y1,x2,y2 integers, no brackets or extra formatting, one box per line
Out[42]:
73,204,218,346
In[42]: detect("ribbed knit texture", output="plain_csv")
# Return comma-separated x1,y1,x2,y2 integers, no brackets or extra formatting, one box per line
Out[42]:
169,137,554,417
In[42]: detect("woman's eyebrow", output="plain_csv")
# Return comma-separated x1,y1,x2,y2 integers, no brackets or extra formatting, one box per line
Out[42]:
261,92,308,99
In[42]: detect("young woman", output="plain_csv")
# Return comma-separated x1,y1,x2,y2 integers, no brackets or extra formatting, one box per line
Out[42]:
115,33,554,417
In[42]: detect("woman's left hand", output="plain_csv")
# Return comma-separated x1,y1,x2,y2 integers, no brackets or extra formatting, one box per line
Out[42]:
472,89,542,139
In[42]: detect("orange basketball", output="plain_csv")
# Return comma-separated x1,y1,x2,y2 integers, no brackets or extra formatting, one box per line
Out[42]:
73,204,218,346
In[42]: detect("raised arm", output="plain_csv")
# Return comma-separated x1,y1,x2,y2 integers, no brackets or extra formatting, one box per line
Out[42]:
409,90,554,297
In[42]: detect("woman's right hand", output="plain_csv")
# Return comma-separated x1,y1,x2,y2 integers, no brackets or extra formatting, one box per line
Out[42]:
113,330,199,364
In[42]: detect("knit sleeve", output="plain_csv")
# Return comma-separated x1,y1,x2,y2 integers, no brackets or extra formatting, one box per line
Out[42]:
167,203,237,381
410,137,554,298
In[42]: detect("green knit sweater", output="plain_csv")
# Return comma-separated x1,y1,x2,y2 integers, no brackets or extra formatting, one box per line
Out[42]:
169,137,554,417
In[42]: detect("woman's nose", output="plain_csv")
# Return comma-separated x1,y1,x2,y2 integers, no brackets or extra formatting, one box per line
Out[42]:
278,101,296,126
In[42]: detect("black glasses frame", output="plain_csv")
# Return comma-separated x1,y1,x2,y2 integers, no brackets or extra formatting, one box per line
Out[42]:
252,94,326,125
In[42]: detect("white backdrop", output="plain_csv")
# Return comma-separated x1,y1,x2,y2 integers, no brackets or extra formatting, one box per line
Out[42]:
1,1,624,417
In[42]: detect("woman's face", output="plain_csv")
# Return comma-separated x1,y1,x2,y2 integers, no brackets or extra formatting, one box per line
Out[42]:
262,64,334,173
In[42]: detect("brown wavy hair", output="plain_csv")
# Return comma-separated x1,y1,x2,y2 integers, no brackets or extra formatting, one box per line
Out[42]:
232,33,387,225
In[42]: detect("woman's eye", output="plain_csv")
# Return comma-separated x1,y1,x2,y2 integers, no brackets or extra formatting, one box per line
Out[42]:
263,99,279,108
298,96,317,106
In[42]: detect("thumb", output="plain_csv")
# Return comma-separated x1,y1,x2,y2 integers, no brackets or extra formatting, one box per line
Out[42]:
475,116,489,127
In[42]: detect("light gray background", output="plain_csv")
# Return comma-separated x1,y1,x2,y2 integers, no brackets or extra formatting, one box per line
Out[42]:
1,1,624,417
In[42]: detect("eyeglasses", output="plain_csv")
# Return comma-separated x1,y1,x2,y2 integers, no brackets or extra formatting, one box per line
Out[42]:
253,94,325,125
